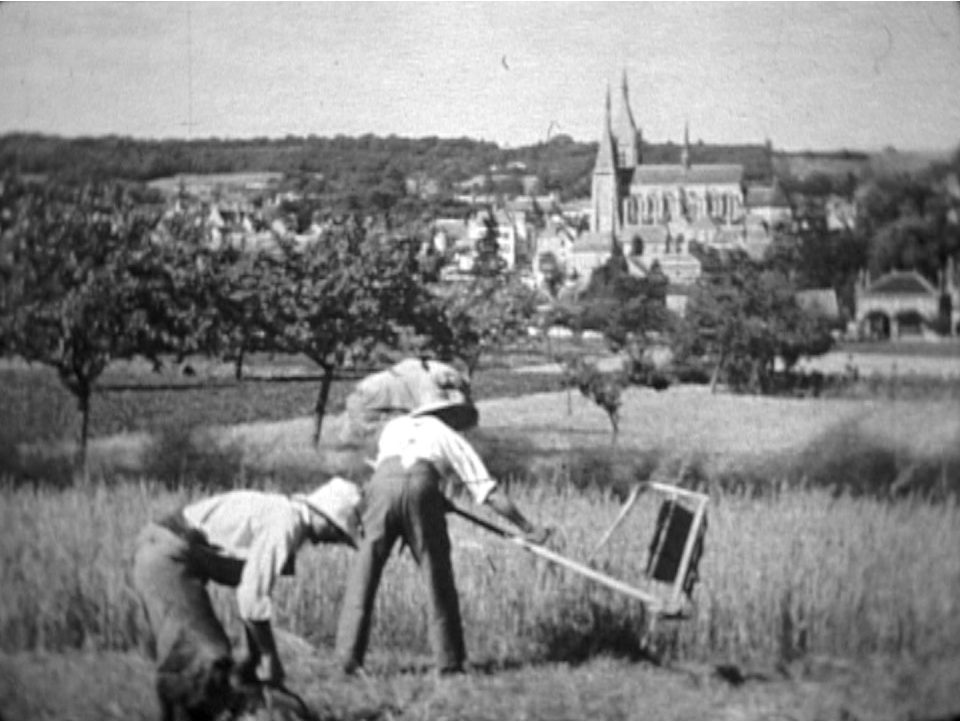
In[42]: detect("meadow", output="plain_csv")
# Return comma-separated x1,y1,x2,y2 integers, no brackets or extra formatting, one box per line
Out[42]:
2,346,960,718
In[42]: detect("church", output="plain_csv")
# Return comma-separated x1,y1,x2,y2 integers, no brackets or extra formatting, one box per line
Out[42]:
580,72,782,285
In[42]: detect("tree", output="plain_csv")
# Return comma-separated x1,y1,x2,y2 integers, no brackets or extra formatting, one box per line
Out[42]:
268,227,437,444
764,226,869,319
432,274,538,377
578,249,673,353
0,179,167,477
537,251,565,298
858,169,960,289
677,250,833,394
473,209,506,277
560,357,624,444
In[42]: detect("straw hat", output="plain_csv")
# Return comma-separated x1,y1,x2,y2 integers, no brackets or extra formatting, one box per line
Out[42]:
410,386,479,431
296,477,363,547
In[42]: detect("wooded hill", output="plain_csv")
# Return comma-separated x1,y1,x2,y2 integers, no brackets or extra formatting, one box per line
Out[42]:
1,132,781,200
4,131,947,203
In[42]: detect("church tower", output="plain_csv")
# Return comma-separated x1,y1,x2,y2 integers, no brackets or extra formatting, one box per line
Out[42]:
591,86,620,234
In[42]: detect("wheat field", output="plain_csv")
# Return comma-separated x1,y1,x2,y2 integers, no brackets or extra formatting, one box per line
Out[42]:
3,476,959,668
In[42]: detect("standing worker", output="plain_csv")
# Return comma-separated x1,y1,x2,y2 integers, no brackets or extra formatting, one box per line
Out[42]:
334,377,550,676
133,477,363,720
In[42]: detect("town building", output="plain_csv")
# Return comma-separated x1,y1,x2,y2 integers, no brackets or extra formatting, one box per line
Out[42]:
855,265,958,339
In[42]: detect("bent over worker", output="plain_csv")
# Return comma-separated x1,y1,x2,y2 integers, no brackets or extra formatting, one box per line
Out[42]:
133,478,362,720
334,386,549,676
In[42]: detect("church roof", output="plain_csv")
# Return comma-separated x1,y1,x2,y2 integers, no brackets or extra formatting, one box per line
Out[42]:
628,225,670,245
865,271,938,296
690,216,718,232
574,231,616,253
632,164,743,185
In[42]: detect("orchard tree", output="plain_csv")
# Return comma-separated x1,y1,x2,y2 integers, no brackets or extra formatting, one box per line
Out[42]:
270,227,437,444
0,179,167,477
560,356,624,444
432,273,538,377
198,242,286,380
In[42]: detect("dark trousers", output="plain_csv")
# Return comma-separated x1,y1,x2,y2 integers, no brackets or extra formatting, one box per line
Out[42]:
335,457,466,672
133,523,237,719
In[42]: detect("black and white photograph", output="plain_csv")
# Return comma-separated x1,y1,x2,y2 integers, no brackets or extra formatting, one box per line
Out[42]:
1,2,959,719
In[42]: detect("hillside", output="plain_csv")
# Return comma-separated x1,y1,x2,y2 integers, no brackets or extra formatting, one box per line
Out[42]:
1,132,773,200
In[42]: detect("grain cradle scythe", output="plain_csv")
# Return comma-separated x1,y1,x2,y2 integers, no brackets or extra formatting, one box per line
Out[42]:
448,480,709,653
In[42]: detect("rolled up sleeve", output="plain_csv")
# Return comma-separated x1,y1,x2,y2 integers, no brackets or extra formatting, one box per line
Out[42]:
430,422,498,504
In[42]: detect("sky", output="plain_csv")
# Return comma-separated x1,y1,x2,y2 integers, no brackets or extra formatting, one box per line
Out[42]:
1,2,959,153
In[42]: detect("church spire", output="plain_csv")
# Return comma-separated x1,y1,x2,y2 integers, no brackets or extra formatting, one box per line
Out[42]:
593,84,616,175
591,84,620,233
614,69,639,168
681,120,691,170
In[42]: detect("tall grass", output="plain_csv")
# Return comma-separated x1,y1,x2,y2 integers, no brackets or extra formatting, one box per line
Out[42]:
3,477,958,669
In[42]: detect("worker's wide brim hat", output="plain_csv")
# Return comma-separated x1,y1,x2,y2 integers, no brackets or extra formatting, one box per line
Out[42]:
410,389,479,431
296,477,363,547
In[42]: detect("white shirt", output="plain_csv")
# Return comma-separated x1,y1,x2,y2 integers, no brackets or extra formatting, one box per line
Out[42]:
375,414,498,504
183,491,311,621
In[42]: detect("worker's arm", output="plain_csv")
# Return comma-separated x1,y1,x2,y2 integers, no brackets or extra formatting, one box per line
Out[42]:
425,418,552,543
484,487,552,545
240,619,284,686
235,509,300,686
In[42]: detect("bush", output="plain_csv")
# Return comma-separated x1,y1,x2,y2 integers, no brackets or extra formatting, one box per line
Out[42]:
0,434,75,489
140,423,247,491
668,359,712,386
468,430,660,498
791,425,960,500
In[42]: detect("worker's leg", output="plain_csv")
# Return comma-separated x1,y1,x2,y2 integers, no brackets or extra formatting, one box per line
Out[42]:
334,464,402,672
133,524,234,719
402,461,466,673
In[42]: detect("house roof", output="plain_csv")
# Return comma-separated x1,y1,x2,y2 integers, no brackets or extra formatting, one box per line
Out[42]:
745,183,790,208
632,164,743,185
434,218,469,242
715,227,745,246
796,288,840,318
865,271,938,296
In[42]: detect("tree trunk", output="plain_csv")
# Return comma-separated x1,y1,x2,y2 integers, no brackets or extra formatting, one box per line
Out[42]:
710,348,727,395
77,385,91,485
313,364,334,447
234,349,245,381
